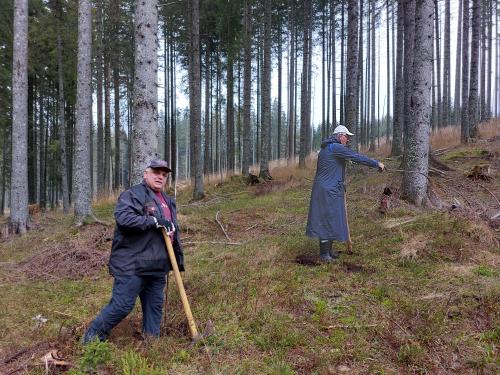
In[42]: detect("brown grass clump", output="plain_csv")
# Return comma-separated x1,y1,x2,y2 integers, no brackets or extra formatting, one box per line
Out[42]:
400,234,429,260
7,225,111,281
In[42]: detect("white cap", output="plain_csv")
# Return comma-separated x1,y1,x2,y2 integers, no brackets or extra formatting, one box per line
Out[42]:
333,125,354,136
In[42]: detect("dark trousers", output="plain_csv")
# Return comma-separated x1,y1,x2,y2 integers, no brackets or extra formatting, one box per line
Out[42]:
83,274,166,343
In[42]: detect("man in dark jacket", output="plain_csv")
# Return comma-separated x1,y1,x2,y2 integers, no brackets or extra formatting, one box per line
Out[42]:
306,125,385,262
83,159,184,343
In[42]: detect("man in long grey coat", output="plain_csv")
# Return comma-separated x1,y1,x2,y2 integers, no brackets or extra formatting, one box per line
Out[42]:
306,125,385,262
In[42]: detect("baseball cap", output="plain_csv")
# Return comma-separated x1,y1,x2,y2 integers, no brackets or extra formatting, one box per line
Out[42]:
147,159,172,172
333,125,355,136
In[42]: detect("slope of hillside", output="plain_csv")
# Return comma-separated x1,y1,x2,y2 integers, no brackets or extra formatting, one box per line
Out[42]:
0,130,498,374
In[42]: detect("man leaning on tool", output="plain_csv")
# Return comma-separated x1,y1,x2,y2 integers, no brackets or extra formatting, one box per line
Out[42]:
83,159,183,343
306,125,385,262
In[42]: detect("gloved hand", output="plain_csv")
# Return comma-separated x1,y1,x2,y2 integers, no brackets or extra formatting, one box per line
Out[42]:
155,217,174,232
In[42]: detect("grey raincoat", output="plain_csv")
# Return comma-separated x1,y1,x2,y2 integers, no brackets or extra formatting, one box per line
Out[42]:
306,137,380,241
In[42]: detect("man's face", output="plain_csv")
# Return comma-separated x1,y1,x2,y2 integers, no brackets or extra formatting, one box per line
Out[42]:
338,133,350,145
143,168,168,192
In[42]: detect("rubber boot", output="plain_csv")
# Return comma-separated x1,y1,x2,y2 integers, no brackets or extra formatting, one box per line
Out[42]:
319,240,334,262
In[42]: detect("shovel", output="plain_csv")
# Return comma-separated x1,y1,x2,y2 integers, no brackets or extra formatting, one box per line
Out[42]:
161,228,201,342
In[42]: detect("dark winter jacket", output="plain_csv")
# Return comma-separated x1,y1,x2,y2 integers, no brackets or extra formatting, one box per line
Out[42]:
306,137,379,241
108,181,184,276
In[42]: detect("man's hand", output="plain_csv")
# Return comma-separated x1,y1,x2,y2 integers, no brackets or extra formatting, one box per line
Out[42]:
378,162,385,172
156,218,174,232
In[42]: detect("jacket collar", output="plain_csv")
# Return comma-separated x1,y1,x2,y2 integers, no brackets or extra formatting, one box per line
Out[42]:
320,136,341,149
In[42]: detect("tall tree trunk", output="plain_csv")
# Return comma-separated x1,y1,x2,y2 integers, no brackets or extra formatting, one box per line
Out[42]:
188,0,203,198
454,0,463,123
170,35,177,182
386,0,391,143
113,67,120,190
74,0,93,224
287,0,295,164
131,0,159,184
468,0,481,138
39,78,46,210
277,23,282,159
11,0,29,233
340,0,345,125
95,0,104,197
299,0,311,169
402,0,433,206
163,25,170,165
485,0,492,120
479,0,487,121
355,0,363,151
403,0,415,150
227,54,235,173
392,0,404,156
434,0,442,127
331,0,336,130
345,0,359,141
322,4,326,139
204,42,211,175
442,0,450,126
461,0,470,142
260,0,272,176
56,3,69,214
27,76,36,204
104,60,111,194
242,1,252,176
369,0,376,152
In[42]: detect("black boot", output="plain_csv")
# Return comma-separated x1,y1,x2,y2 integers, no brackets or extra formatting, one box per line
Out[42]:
319,240,334,262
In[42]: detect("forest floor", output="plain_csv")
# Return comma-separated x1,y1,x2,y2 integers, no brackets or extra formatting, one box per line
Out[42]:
0,121,499,374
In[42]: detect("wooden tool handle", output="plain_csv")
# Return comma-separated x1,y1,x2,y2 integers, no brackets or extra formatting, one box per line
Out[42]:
161,228,200,340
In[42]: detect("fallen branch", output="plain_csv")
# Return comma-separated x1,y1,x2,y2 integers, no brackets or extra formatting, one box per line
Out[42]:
478,184,500,207
215,211,231,241
91,214,111,226
183,241,242,246
324,324,378,330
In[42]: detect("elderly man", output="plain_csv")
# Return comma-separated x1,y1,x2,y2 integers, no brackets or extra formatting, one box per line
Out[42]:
83,159,184,343
306,125,385,262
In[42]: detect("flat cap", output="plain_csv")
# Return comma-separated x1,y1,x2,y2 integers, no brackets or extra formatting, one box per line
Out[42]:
147,159,172,172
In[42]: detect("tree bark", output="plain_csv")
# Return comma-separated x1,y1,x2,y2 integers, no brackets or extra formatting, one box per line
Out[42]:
369,0,376,151
392,0,404,156
287,0,295,164
56,1,69,214
227,54,235,173
188,0,204,199
204,42,211,175
259,0,272,177
131,0,159,184
468,0,481,139
403,0,415,149
454,0,463,123
433,0,441,127
11,0,29,233
242,0,252,176
442,0,450,126
74,0,93,224
479,0,487,121
345,0,359,143
95,0,104,197
299,0,311,169
461,0,470,142
402,0,433,207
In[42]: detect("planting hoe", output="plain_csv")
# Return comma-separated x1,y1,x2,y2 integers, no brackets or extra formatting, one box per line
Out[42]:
161,228,202,342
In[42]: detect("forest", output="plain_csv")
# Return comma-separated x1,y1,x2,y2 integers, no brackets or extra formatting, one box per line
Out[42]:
0,0,499,374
